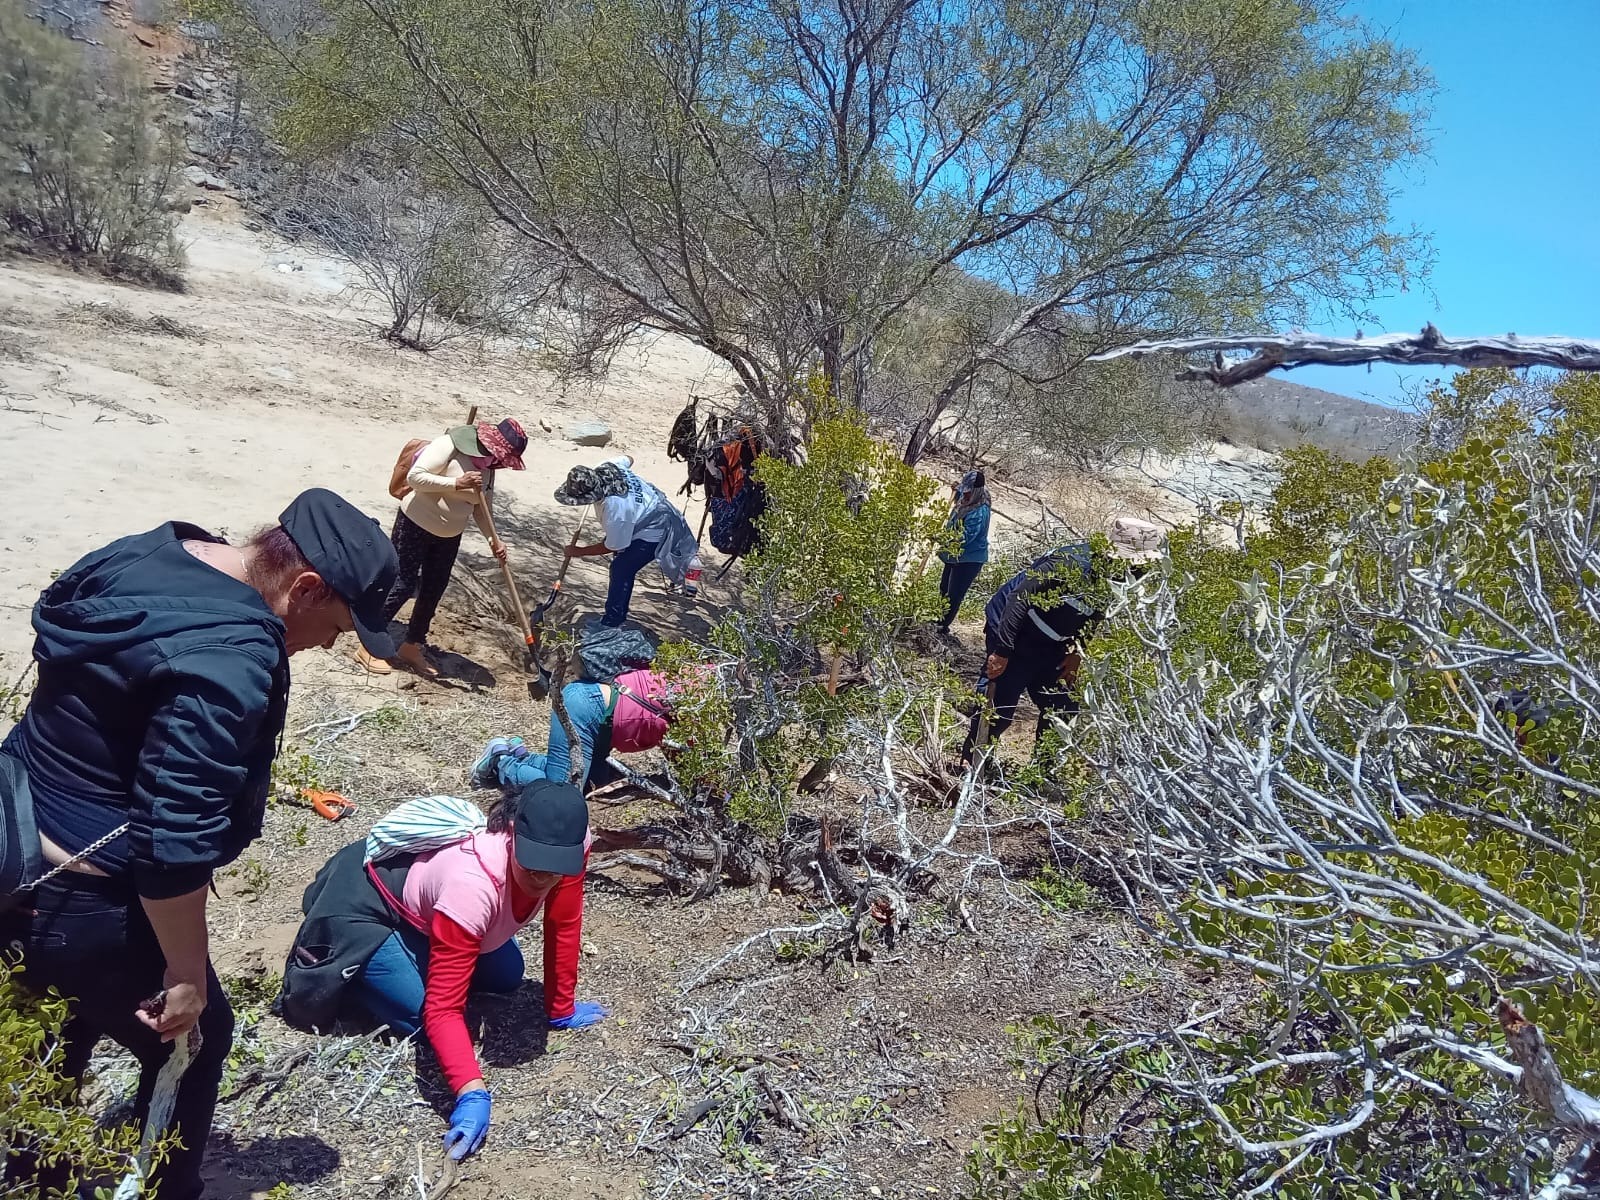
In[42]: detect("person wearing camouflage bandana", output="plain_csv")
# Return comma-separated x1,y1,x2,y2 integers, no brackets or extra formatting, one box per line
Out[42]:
555,460,695,626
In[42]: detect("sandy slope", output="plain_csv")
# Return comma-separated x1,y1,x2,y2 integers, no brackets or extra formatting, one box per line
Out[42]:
0,205,734,673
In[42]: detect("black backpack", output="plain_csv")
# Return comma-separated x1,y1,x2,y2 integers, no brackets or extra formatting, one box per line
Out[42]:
709,480,767,557
668,397,698,464
573,619,658,684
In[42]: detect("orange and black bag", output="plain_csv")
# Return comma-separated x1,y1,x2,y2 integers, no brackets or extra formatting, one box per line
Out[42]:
388,437,430,500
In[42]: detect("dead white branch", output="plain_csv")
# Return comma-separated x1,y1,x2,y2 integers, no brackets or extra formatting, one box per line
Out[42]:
1501,999,1600,1133
1088,326,1600,386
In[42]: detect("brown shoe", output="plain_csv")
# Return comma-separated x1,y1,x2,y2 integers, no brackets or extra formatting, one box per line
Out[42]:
354,646,393,675
396,641,440,679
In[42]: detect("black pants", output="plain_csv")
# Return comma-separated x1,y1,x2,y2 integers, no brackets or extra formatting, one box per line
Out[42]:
939,560,984,628
3,872,234,1200
381,510,463,645
962,624,1080,759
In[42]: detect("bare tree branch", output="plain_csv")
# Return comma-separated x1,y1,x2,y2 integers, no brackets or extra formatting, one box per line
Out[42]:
1089,325,1600,386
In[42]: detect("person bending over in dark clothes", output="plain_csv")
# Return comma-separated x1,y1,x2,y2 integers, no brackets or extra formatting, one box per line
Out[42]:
1,489,397,1200
961,516,1164,762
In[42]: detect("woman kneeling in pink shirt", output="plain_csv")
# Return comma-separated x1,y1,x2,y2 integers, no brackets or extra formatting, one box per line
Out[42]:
357,780,605,1160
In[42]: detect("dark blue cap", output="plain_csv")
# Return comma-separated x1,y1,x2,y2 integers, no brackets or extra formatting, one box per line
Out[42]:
514,779,590,875
279,488,399,657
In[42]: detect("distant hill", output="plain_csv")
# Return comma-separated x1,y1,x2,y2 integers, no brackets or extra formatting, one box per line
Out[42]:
1208,374,1418,461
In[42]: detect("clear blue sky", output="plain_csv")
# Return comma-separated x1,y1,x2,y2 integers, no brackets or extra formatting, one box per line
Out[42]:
1290,0,1600,407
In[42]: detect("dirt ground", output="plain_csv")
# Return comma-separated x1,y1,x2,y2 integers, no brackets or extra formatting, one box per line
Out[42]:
0,213,1222,1199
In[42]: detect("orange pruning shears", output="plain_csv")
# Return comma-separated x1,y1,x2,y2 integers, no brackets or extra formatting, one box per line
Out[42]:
301,788,357,821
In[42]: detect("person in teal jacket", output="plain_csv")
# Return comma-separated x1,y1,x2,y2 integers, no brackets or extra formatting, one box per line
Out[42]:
938,469,991,630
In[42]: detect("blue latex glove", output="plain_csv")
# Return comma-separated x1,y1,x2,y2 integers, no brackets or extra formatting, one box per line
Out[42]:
444,1089,491,1161
548,1000,608,1030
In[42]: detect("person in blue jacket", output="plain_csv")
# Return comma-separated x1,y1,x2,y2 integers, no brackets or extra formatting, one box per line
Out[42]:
0,489,398,1200
938,469,991,631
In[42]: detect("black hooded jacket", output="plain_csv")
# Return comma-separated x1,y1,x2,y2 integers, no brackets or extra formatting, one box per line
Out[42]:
5,523,290,899
982,544,1102,658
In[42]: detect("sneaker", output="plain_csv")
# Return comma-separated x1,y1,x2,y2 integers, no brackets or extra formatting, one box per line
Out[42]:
470,737,522,789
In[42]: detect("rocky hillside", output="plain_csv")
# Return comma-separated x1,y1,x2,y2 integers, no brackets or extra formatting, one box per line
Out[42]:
1213,373,1417,460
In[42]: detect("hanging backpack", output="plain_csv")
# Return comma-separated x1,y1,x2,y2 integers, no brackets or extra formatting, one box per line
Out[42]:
364,795,487,865
668,397,698,463
388,437,431,500
703,427,765,557
678,412,720,496
709,483,766,557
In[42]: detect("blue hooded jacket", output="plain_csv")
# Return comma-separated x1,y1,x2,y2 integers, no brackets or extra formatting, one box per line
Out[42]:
940,503,991,565
5,523,290,899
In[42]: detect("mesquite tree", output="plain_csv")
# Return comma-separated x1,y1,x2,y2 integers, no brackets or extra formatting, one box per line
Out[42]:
216,0,1430,460
975,371,1600,1198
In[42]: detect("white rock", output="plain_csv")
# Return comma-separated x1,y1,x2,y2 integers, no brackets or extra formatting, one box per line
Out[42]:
182,165,226,190
568,421,613,447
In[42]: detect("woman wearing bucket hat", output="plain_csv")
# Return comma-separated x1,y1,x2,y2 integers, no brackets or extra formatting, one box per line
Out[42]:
555,458,698,628
961,516,1164,761
361,418,529,678
0,488,399,1200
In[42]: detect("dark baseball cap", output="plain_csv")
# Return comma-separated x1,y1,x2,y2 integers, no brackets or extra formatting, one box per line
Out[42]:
279,488,400,657
513,779,590,875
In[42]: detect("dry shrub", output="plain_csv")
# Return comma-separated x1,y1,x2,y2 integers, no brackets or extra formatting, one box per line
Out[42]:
0,0,185,286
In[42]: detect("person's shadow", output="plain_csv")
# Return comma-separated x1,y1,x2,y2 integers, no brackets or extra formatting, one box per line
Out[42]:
201,1132,340,1197
428,646,497,689
471,978,552,1070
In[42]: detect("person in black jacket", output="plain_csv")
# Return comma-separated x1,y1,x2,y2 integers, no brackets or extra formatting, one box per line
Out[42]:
0,489,397,1200
961,517,1163,762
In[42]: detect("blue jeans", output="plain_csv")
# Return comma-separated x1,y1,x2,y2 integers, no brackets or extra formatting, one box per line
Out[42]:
498,681,615,793
604,536,659,627
355,923,525,1036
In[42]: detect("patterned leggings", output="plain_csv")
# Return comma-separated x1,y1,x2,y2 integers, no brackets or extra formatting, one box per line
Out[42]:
380,510,462,645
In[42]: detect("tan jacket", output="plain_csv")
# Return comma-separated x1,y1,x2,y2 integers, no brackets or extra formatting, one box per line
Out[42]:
399,434,494,539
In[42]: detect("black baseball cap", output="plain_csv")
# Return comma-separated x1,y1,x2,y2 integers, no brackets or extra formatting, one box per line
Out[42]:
513,779,590,875
279,488,400,657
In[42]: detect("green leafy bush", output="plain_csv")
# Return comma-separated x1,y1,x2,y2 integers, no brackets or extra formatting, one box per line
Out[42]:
0,954,149,1197
651,403,960,847
745,396,947,652
975,370,1600,1198
0,0,184,283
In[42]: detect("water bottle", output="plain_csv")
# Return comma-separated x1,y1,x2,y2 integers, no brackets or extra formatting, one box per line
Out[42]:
683,556,703,598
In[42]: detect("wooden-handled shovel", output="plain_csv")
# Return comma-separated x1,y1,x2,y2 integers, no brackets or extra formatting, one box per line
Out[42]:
525,511,588,700
478,498,539,672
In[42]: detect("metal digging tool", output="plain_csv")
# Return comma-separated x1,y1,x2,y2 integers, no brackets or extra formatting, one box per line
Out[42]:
973,677,998,755
113,996,201,1200
526,512,587,701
